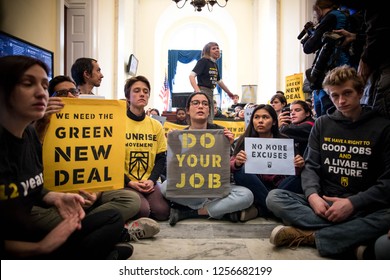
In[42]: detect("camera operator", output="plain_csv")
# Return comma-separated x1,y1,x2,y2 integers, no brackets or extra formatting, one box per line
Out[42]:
300,0,351,117
335,0,390,120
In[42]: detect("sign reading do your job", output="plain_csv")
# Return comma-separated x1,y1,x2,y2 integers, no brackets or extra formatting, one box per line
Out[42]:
43,99,126,192
166,130,231,198
244,138,295,175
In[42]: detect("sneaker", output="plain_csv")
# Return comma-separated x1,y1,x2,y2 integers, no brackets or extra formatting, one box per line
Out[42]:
240,205,258,222
107,242,134,260
120,227,131,242
127,217,160,241
227,211,239,223
169,206,200,226
270,225,315,248
169,207,180,226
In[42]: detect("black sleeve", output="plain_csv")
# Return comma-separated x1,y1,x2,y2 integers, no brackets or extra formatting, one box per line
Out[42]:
124,174,130,187
303,13,338,54
149,152,167,184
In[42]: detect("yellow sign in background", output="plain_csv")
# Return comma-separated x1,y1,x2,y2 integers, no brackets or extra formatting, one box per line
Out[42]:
43,99,126,193
285,73,304,104
163,119,245,139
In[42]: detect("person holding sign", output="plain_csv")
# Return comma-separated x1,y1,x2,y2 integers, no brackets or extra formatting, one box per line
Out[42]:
231,104,305,220
124,76,170,222
160,92,253,226
34,75,160,243
0,55,132,259
266,65,390,259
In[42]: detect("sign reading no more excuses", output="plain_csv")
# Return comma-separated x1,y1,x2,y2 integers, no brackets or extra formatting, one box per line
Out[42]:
244,137,295,175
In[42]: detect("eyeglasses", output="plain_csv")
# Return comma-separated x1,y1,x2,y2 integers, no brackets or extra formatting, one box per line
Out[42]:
190,100,209,107
52,88,80,97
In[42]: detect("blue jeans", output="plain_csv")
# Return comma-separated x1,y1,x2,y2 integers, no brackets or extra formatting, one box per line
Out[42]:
233,167,302,216
266,189,390,257
312,89,333,117
160,180,253,219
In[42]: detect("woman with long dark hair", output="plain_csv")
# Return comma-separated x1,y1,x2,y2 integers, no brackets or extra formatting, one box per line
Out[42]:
231,104,305,218
0,55,132,259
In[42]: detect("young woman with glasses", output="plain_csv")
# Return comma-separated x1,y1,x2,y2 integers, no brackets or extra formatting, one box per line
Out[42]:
160,92,254,226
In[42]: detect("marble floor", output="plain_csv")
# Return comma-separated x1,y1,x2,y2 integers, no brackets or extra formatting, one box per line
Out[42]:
130,217,327,260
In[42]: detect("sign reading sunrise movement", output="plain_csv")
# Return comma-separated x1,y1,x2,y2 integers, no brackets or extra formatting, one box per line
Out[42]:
43,99,127,193
166,129,231,198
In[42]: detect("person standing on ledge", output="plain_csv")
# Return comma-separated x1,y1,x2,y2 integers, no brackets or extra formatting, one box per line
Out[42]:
189,42,235,121
71,57,104,95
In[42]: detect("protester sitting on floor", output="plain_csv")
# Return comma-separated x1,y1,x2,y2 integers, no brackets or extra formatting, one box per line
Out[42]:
214,100,227,119
0,55,134,260
270,93,287,116
279,100,315,156
123,75,170,222
266,65,390,259
175,107,188,125
160,92,254,226
231,104,305,219
147,108,160,116
34,75,160,242
234,109,245,121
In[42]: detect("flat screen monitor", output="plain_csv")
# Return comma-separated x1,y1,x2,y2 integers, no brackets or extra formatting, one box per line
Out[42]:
0,31,54,80
127,54,138,76
171,92,193,108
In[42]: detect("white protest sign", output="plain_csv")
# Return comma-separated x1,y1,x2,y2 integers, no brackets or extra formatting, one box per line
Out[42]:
244,107,254,129
244,137,295,175
151,114,166,126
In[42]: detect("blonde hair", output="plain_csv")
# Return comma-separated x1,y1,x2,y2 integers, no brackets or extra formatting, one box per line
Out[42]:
322,65,364,94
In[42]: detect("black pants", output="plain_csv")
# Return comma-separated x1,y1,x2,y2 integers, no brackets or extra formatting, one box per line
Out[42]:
46,209,123,260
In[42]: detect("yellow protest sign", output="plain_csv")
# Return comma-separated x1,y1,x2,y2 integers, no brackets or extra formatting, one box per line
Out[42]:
163,120,245,139
285,73,304,104
214,120,245,139
163,121,187,136
43,99,126,192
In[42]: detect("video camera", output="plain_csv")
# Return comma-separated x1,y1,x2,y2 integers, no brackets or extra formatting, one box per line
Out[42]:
297,21,315,44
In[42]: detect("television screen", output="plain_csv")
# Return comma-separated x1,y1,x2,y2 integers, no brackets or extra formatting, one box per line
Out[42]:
171,92,193,108
127,54,138,76
0,31,54,80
